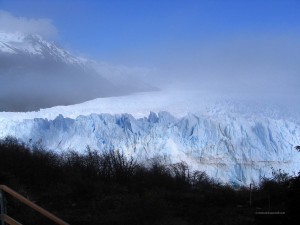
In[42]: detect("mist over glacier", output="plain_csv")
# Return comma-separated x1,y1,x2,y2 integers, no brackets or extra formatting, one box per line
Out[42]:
1,30,299,186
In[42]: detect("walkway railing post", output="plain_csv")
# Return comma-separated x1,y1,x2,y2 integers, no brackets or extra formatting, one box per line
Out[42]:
0,189,6,225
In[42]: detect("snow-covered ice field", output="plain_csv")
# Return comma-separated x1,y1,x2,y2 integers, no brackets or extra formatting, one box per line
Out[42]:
1,90,299,186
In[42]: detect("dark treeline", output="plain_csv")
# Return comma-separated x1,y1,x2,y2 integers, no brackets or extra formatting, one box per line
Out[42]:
0,137,299,225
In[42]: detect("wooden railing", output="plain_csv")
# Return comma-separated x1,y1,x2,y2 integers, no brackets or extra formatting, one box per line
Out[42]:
0,185,69,225
1,214,22,225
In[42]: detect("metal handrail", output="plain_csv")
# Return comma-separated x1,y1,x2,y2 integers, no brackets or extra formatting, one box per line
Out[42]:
0,185,69,225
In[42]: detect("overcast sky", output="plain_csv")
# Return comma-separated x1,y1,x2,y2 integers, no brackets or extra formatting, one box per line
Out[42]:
0,0,299,103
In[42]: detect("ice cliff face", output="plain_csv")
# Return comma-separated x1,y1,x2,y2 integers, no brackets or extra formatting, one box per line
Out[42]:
1,108,299,186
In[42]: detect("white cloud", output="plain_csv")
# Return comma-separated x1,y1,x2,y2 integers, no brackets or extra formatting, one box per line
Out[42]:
0,10,57,39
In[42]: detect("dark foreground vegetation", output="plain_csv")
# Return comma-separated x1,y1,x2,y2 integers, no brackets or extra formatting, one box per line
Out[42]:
0,137,299,225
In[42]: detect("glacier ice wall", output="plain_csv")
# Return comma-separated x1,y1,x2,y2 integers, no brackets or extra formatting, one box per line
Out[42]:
1,111,299,186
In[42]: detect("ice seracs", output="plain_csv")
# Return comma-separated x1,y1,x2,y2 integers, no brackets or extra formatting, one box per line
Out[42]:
0,91,299,186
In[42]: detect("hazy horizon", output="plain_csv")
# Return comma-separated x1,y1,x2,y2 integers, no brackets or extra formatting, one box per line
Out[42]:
0,0,299,110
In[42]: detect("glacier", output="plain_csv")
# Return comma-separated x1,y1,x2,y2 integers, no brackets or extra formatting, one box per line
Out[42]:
0,91,299,186
1,31,299,186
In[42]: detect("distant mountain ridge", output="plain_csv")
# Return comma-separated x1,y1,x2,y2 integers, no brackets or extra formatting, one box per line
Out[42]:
0,31,155,112
0,32,87,65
